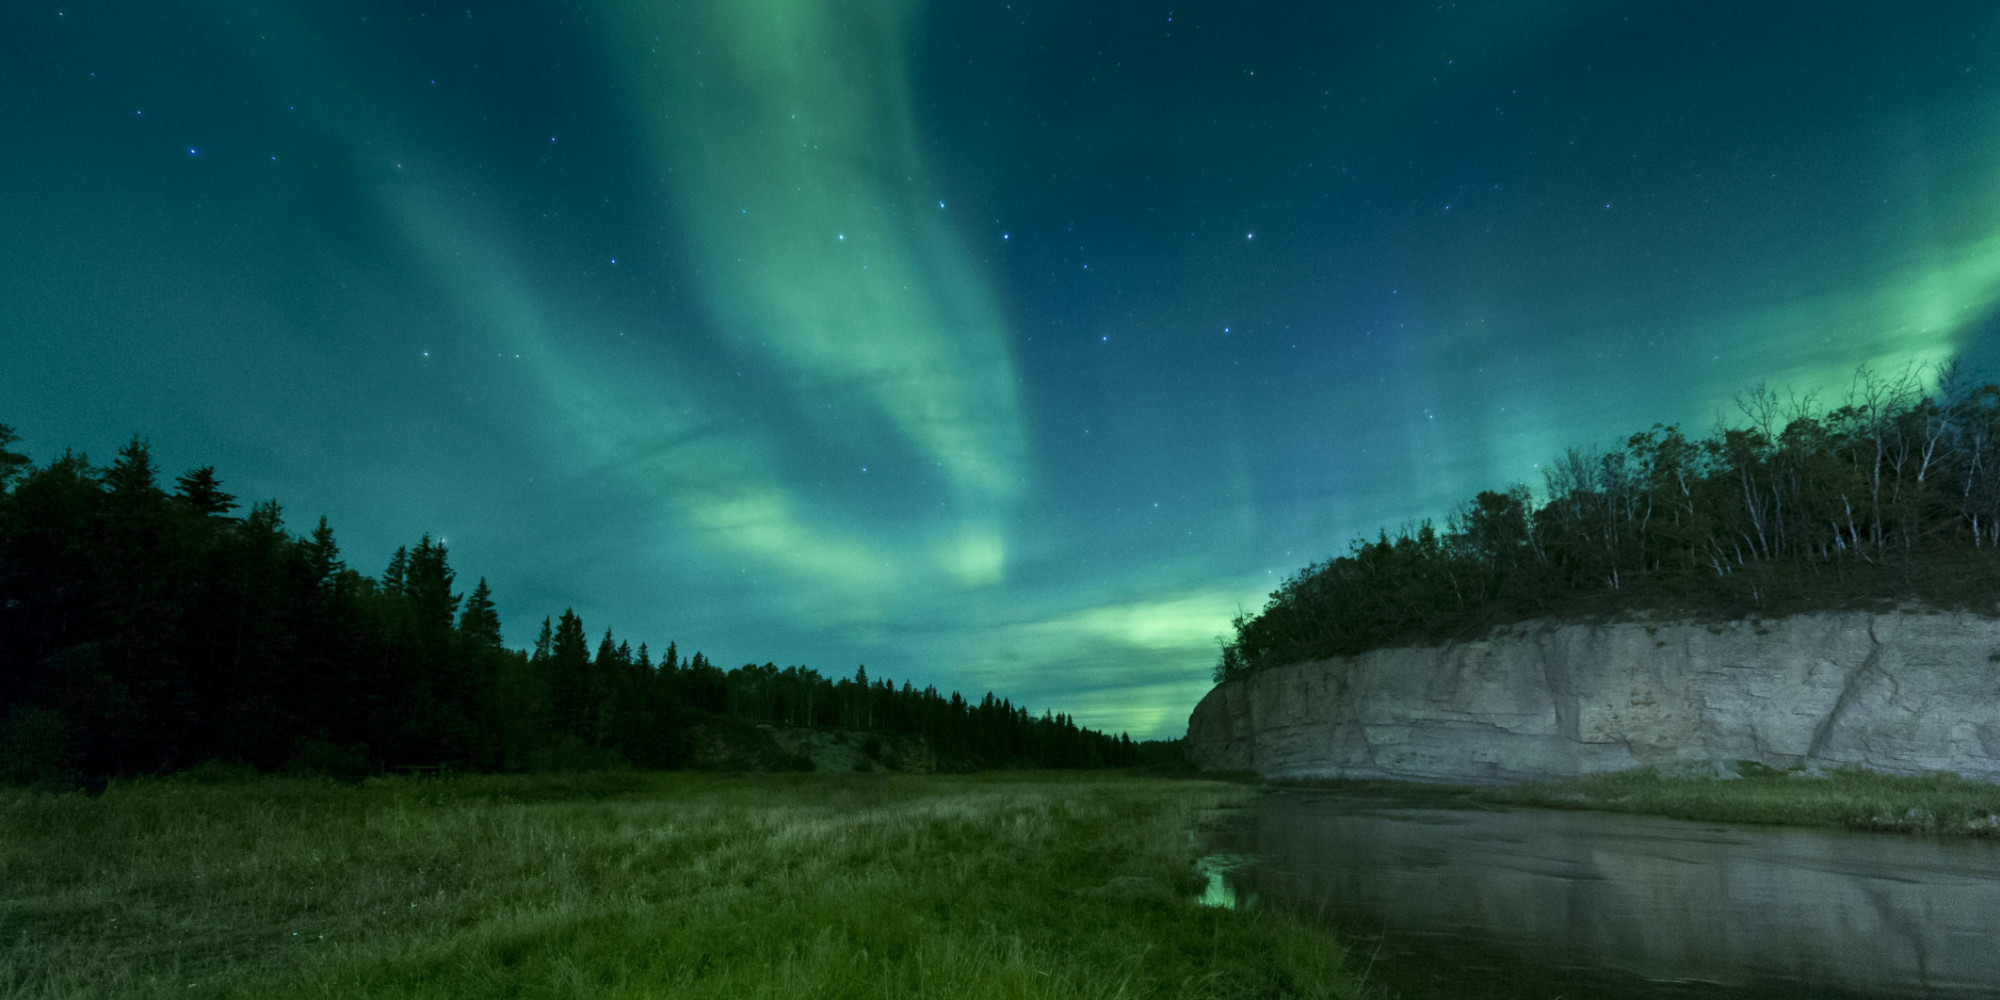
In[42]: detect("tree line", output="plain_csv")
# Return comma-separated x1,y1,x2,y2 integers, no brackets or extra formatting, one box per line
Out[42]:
1220,363,2000,680
0,426,1137,787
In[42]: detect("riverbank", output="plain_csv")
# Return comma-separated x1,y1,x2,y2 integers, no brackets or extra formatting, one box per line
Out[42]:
1189,611,2000,786
1475,764,2000,835
0,770,1359,999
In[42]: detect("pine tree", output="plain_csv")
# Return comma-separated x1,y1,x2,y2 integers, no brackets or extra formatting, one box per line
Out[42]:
0,423,28,490
382,546,408,596
404,535,459,633
533,617,553,663
244,499,283,535
302,517,343,589
547,610,591,738
104,437,160,498
458,579,502,648
172,466,237,516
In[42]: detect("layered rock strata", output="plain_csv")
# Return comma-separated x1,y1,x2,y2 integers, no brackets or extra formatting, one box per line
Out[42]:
1185,612,2000,783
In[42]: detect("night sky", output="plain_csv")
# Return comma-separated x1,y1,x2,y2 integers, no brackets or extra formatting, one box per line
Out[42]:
8,2,2000,739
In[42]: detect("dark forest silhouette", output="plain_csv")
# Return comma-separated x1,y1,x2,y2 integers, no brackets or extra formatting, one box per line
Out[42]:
0,425,1136,788
1221,363,2000,679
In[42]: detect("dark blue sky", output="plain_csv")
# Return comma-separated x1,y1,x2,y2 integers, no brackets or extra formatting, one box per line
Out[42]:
7,1,1999,737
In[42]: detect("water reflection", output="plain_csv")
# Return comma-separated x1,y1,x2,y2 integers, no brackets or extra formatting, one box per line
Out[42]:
1206,786,2000,999
1194,852,1256,910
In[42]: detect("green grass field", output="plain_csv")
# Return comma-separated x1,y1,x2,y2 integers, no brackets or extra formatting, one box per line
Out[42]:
1478,764,2000,835
0,770,1360,1000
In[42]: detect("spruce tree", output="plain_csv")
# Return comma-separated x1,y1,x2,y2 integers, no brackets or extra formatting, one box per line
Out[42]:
382,546,408,596
547,610,591,739
302,517,343,588
458,579,502,648
533,617,553,663
404,535,459,633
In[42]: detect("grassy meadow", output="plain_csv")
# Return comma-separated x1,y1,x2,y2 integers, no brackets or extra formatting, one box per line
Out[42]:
0,770,1359,1000
1479,764,2000,835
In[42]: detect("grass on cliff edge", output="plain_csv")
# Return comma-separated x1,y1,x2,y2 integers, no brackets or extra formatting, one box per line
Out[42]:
0,770,1359,1000
1478,764,2000,835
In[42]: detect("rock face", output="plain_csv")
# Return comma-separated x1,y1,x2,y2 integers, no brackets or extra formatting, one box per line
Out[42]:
1185,611,2000,783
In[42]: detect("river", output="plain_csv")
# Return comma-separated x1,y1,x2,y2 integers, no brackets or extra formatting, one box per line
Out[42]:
1200,785,2000,999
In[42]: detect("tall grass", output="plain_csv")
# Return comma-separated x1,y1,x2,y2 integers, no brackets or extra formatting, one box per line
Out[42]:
0,771,1356,999
1480,765,2000,835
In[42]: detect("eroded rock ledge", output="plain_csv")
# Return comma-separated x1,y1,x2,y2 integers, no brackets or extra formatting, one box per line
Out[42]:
1185,611,2000,783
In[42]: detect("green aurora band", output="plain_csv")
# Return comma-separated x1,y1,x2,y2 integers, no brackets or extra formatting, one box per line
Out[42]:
10,3,2000,738
614,0,1025,589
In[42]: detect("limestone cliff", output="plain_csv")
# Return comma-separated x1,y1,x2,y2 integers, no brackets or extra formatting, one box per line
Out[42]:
1185,611,2000,783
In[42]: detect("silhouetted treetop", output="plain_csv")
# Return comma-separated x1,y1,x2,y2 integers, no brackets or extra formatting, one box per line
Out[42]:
1221,362,2000,680
0,424,1134,788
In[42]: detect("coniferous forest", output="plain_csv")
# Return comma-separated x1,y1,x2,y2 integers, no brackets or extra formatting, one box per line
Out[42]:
0,425,1138,789
1221,364,2000,680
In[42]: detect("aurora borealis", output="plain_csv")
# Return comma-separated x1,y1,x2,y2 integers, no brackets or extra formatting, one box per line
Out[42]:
7,3,2000,738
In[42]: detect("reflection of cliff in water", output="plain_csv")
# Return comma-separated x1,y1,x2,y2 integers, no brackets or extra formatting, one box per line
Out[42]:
1210,787,2000,999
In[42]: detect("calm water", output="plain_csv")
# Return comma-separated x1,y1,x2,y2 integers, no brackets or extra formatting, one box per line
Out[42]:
1202,786,2000,999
